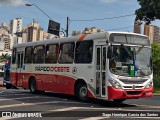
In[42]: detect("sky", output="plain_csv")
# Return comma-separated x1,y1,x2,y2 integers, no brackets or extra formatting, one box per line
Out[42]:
0,0,160,36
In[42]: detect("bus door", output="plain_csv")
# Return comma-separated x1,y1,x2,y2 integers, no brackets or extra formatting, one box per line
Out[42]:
95,46,106,97
16,52,24,87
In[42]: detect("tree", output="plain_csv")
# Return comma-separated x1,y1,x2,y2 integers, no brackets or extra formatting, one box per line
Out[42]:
151,43,160,77
0,53,10,63
135,0,160,24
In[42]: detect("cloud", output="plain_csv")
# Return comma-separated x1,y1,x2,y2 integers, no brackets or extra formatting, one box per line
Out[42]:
0,0,26,7
99,0,119,4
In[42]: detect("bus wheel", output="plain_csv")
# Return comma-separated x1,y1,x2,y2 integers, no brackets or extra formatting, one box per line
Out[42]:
29,79,37,94
76,82,88,102
113,99,125,103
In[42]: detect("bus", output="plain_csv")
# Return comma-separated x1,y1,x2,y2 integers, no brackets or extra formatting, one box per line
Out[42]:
10,31,153,102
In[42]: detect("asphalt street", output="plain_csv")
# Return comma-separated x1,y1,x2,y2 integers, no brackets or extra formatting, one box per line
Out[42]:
0,88,159,120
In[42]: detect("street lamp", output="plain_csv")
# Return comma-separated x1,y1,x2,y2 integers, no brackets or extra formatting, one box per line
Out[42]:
25,3,69,37
25,3,53,20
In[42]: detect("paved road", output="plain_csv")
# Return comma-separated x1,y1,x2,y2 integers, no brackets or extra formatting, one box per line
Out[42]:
0,88,159,120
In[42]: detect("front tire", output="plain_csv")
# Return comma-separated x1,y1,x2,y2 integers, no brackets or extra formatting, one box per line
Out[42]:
76,82,88,102
29,78,37,94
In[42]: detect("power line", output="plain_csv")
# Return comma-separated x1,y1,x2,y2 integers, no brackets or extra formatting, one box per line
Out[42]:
107,26,134,31
70,9,160,22
70,14,135,22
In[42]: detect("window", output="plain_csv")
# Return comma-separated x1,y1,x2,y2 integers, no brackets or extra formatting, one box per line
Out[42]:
75,40,93,63
25,47,33,63
12,48,16,64
59,42,75,63
33,46,45,63
45,44,59,63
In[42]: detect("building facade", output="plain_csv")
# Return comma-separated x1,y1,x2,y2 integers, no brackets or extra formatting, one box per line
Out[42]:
26,21,44,42
133,20,142,34
10,18,23,34
144,25,160,43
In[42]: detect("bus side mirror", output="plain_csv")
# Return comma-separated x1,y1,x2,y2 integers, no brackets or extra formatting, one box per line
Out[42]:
107,46,112,59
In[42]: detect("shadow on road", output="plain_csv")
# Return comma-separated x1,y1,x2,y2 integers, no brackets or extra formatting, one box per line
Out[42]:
0,89,137,108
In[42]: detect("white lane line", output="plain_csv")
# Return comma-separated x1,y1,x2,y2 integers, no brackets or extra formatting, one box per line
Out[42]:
0,101,60,109
80,117,160,120
81,106,160,112
48,107,82,112
0,100,85,109
80,117,109,120
0,96,51,101
132,104,160,109
0,94,28,96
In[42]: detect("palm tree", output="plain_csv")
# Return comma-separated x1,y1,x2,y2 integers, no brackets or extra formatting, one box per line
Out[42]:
0,53,10,63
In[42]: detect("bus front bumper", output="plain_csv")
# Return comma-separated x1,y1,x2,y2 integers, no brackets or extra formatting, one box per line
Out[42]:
107,86,153,100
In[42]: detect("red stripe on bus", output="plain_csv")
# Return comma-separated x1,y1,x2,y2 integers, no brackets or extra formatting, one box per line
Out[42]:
78,34,87,42
10,72,95,98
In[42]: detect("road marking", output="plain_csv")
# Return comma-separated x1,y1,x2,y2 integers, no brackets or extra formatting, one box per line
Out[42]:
0,100,85,109
0,96,54,101
0,94,28,96
132,104,160,109
80,106,160,112
80,117,160,120
80,117,109,120
48,107,81,111
0,101,60,109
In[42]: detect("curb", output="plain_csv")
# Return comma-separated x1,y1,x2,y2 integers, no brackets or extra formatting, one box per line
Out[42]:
153,93,160,96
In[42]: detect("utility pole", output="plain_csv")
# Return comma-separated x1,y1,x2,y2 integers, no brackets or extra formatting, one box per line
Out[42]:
66,17,69,37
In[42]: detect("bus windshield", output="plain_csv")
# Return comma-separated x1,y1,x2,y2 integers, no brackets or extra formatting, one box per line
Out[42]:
109,45,152,77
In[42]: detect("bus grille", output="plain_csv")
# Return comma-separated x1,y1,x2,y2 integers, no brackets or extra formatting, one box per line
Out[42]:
123,86,143,89
119,79,147,84
126,91,142,95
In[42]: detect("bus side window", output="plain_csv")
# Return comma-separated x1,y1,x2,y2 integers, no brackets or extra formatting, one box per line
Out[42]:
12,48,17,64
33,46,45,63
25,47,33,63
59,42,74,63
75,40,93,63
45,44,59,63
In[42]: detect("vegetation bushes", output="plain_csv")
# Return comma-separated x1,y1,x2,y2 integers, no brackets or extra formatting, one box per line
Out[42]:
151,43,160,92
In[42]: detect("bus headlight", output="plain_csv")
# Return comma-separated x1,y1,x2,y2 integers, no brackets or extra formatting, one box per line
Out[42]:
109,79,122,89
145,81,153,89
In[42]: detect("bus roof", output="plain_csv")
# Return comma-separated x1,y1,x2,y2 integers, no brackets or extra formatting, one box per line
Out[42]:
13,31,149,48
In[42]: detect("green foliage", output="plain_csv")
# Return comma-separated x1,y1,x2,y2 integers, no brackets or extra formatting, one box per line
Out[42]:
135,0,160,24
0,53,10,63
151,43,160,77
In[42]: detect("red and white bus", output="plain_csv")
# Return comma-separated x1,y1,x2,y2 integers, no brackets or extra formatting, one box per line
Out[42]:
10,31,153,102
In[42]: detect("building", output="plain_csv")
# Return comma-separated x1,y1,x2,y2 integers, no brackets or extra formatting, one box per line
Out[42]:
10,18,23,34
26,21,44,42
144,24,160,43
82,27,104,34
133,20,142,34
0,24,11,50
